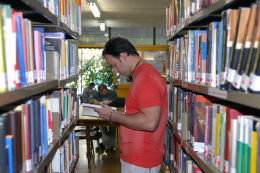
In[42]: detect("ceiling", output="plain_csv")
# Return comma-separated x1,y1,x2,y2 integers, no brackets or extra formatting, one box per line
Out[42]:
81,0,170,28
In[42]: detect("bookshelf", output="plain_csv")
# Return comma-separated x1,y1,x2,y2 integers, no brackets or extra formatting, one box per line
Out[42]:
166,0,260,172
167,77,260,110
33,116,79,173
0,0,81,172
19,0,58,25
167,0,254,40
0,79,58,107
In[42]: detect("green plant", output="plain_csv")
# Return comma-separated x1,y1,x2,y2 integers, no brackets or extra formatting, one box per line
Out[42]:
69,48,114,93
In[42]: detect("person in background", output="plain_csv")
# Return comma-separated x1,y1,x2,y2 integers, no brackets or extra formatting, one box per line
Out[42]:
94,37,167,173
89,84,118,105
82,82,96,103
89,84,118,151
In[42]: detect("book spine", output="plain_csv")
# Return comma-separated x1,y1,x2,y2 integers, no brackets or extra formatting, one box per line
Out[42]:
226,8,250,91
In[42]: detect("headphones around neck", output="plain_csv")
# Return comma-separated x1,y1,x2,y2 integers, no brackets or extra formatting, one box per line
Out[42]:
127,73,133,82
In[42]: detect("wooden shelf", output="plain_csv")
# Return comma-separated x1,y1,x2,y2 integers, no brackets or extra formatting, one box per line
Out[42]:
60,116,79,146
20,0,58,24
59,22,78,39
70,155,79,173
0,80,58,108
33,139,60,173
59,76,79,87
182,142,220,173
167,77,260,110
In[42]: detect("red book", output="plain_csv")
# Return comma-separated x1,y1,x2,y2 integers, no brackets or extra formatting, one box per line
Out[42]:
194,95,212,151
11,8,21,89
24,104,30,173
223,108,243,173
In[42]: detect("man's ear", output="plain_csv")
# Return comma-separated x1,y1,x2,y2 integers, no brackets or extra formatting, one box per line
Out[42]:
119,52,128,61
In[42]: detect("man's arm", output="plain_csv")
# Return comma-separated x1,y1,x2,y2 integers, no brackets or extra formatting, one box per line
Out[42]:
94,105,161,131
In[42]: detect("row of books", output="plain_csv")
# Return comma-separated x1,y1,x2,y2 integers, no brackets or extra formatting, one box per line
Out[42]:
52,131,77,173
0,4,79,93
167,85,260,173
0,87,78,173
169,4,260,94
166,0,219,36
36,0,82,34
165,127,203,173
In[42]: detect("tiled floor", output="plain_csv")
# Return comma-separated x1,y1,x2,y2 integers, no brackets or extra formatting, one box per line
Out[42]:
76,140,121,173
75,139,166,173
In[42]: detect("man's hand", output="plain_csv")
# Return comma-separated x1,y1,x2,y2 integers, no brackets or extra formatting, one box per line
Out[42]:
94,104,113,120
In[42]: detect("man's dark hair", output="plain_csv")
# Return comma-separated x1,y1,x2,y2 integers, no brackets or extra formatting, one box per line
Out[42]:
98,84,107,91
102,37,139,59
89,82,95,87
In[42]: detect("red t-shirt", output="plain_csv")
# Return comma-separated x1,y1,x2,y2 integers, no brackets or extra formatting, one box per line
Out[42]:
119,63,168,168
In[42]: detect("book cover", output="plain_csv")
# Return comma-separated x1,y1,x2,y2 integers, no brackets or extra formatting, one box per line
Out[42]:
220,9,239,90
0,116,6,173
5,135,13,173
211,22,219,88
217,20,223,88
0,7,7,93
225,8,250,91
232,4,257,91
220,10,228,88
250,118,259,173
15,12,28,83
1,4,16,91
256,121,260,173
193,95,212,151
241,4,260,93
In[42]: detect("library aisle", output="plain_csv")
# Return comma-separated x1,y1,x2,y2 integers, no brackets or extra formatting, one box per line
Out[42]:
76,140,121,173
76,140,167,173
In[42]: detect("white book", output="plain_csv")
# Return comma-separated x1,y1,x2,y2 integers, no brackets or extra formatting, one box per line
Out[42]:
81,103,117,117
52,149,60,172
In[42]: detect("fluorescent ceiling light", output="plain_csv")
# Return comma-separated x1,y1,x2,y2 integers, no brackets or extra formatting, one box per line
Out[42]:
87,0,100,18
99,21,105,31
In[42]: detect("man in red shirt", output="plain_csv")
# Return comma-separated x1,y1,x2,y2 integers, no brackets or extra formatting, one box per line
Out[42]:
94,37,167,173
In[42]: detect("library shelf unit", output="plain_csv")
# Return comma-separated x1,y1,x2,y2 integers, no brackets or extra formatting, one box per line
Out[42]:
166,0,260,172
167,0,253,40
0,0,81,172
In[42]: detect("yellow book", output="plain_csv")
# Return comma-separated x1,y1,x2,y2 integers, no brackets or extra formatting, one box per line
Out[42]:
250,121,258,173
0,9,7,92
214,106,220,168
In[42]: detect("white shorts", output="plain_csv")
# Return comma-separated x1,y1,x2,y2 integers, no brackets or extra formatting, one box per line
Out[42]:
120,159,161,173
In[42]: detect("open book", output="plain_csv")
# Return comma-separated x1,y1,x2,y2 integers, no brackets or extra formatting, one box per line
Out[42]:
81,103,117,117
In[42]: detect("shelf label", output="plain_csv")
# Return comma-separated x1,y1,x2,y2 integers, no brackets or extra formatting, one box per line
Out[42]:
208,87,227,99
183,82,188,88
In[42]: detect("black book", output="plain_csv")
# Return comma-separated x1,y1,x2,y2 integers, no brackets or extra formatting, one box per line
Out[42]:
232,4,257,91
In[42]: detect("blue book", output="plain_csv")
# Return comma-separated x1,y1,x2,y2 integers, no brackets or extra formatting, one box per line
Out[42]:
27,100,35,168
217,20,223,88
43,104,48,155
16,16,26,87
188,30,196,83
34,100,39,164
54,0,59,17
6,136,13,173
40,103,44,157
0,116,6,173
